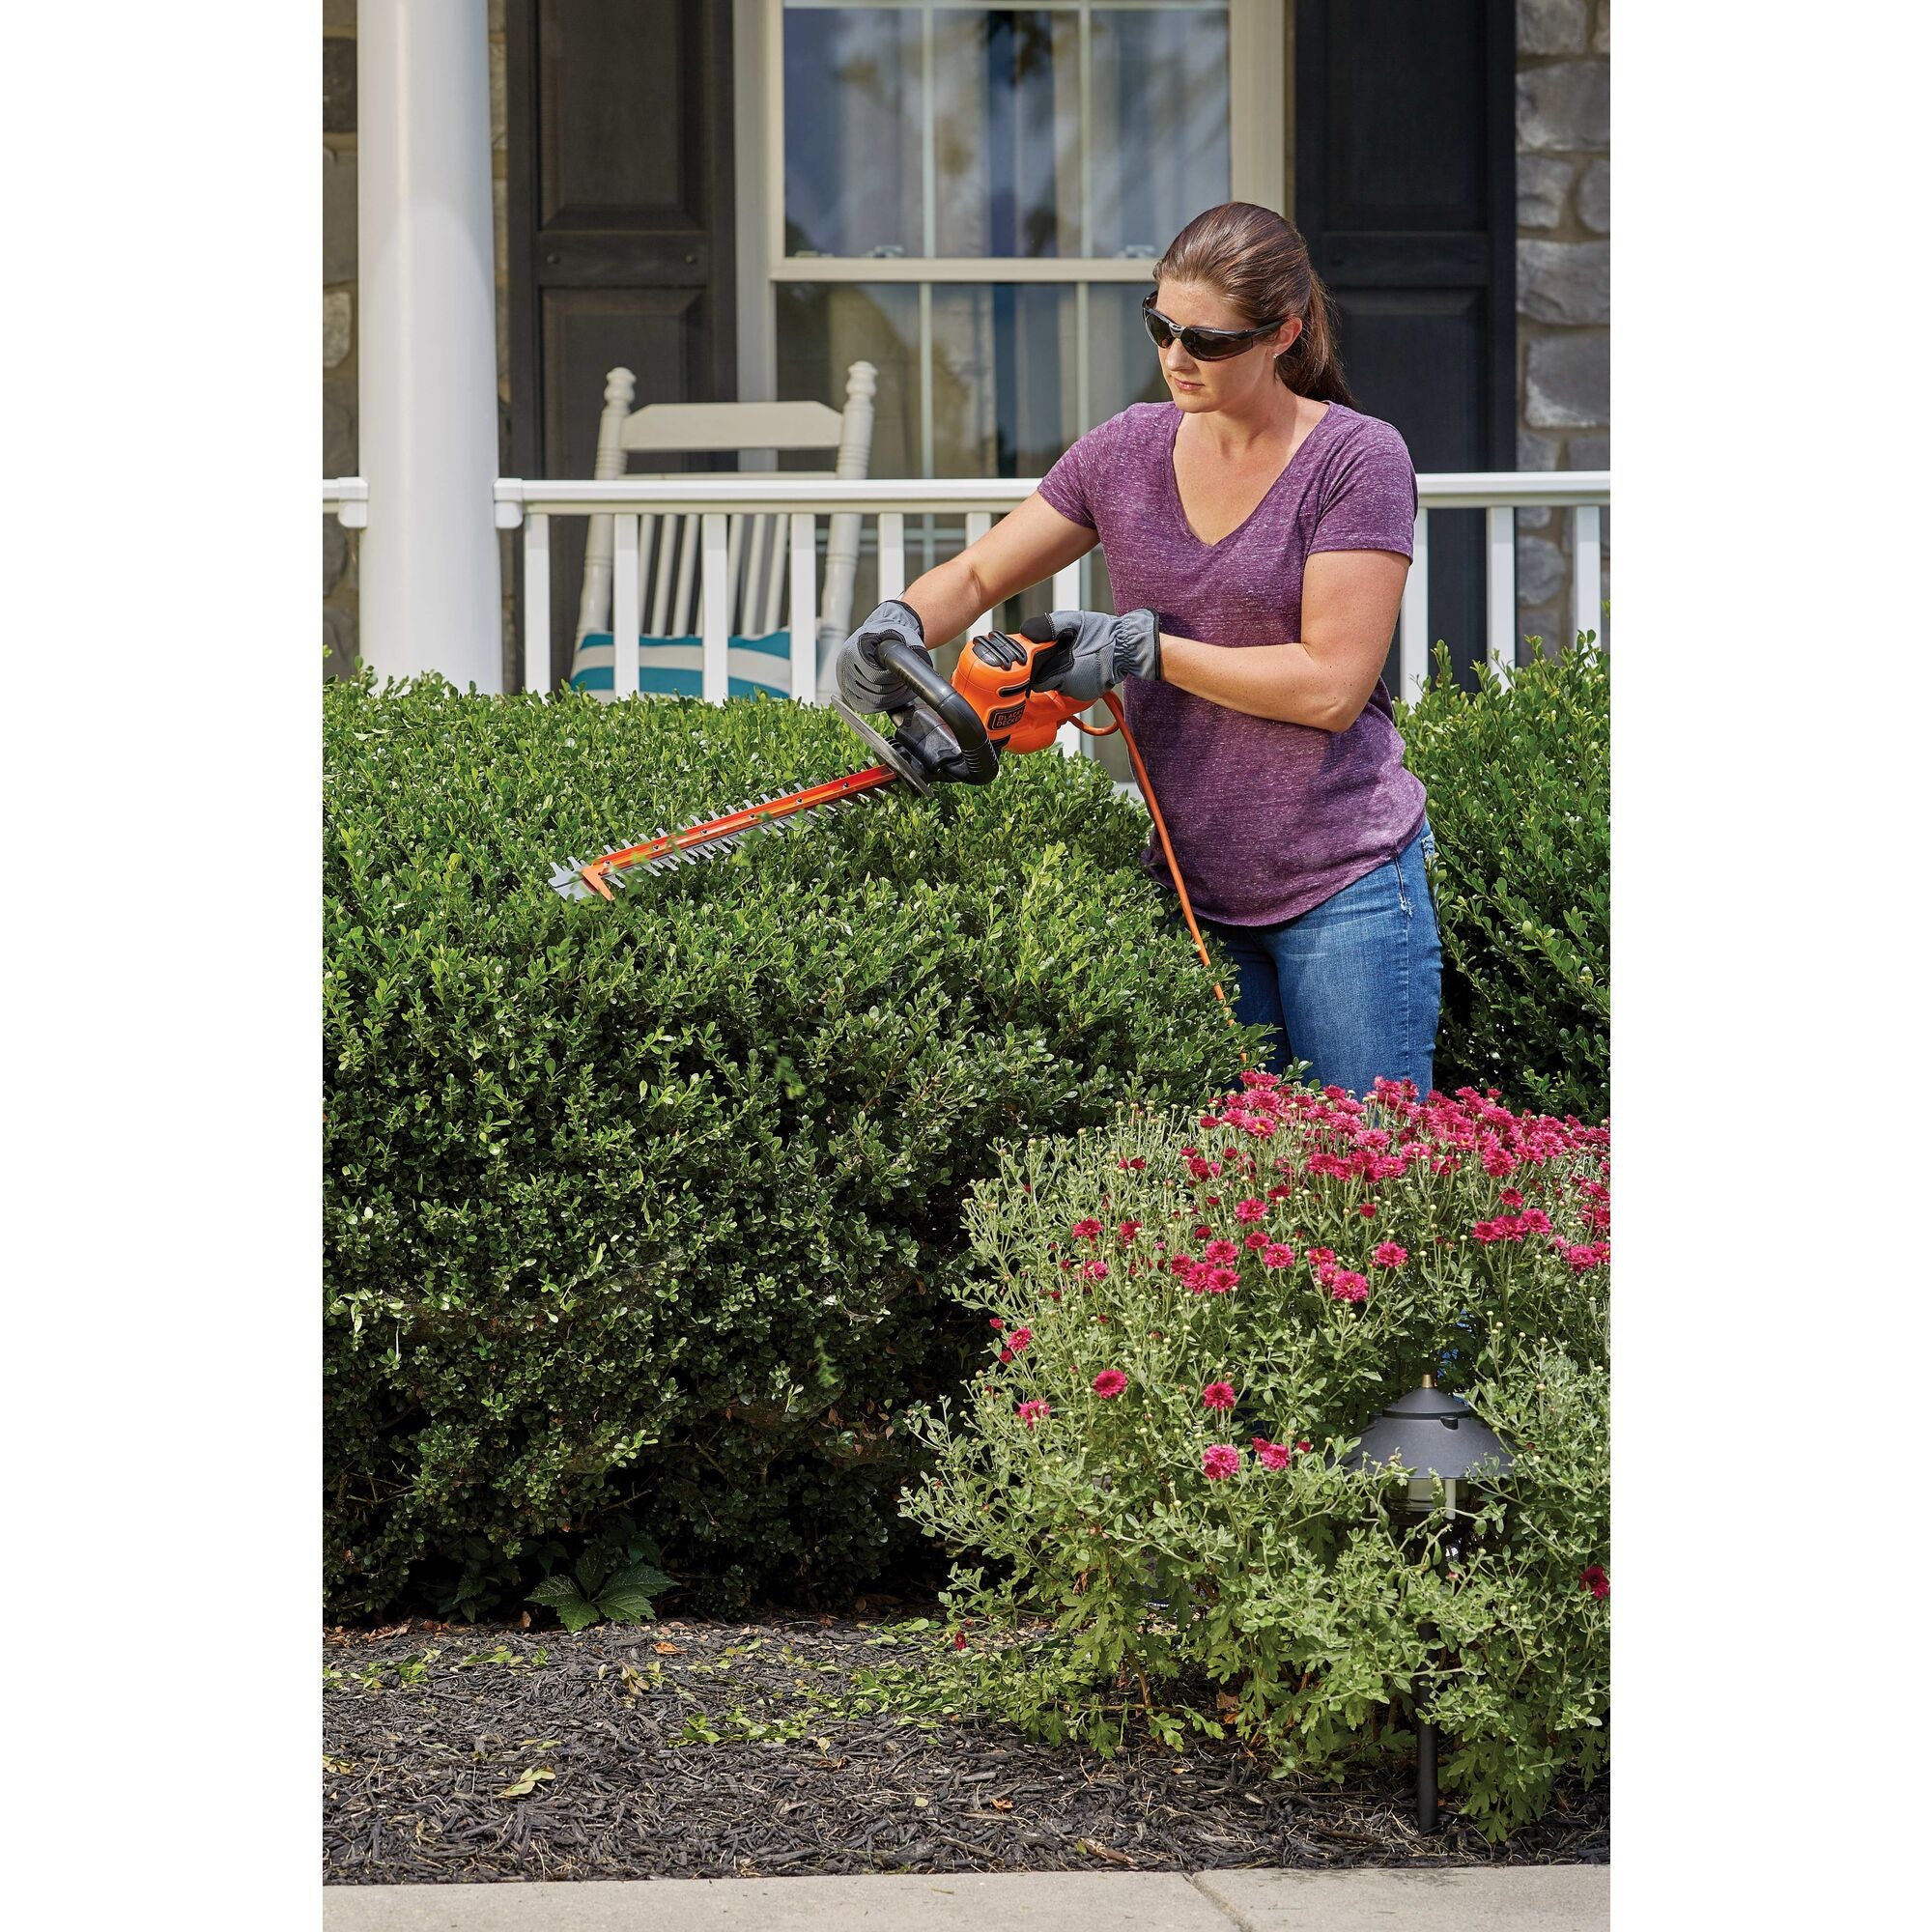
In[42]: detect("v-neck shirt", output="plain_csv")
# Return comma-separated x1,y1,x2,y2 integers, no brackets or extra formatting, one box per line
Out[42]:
1037,399,1425,926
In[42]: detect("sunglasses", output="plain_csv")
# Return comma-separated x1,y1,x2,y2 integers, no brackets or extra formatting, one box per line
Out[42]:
1142,291,1289,361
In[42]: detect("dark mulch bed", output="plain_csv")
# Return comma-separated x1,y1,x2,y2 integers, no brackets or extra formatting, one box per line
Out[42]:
323,1612,1608,1885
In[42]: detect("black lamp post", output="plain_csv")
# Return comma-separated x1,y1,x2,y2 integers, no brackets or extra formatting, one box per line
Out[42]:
1347,1376,1513,1833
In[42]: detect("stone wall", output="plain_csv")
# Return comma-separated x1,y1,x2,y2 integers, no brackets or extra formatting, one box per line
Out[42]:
322,1,515,686
1514,0,1610,654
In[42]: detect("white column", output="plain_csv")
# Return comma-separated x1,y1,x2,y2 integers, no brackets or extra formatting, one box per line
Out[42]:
358,0,502,690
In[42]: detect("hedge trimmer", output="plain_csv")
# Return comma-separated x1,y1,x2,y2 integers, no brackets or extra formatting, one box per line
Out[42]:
547,619,1234,1021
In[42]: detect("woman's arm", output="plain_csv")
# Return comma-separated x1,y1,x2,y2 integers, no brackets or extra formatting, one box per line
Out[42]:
895,494,1098,647
1157,549,1410,733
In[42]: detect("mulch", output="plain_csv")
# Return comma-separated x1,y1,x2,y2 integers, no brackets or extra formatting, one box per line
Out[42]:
323,1610,1608,1885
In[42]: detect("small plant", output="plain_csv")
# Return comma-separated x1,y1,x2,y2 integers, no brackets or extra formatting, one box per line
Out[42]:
898,1071,1610,1837
526,1547,675,1633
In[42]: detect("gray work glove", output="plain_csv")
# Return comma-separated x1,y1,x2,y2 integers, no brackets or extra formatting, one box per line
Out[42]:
1024,607,1163,704
833,598,926,714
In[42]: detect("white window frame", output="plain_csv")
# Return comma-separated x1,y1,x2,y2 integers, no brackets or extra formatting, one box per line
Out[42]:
735,0,1286,422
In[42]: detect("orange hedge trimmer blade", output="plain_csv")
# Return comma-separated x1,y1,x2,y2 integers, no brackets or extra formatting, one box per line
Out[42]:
548,762,901,900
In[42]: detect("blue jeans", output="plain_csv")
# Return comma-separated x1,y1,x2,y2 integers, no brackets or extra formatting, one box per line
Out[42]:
1197,821,1442,1098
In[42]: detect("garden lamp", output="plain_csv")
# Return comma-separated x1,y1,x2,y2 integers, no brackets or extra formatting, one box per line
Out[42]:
1346,1377,1514,1834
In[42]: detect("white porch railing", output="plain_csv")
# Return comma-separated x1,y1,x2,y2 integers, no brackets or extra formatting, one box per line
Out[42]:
323,470,1609,712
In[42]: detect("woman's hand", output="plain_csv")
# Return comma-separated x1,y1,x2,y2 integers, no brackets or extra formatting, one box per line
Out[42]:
1025,607,1163,703
833,599,927,713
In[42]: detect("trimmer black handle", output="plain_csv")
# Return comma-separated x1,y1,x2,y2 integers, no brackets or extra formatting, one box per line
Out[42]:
878,636,1001,786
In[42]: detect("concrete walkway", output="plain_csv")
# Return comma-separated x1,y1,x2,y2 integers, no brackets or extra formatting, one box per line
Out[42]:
324,1866,1607,1930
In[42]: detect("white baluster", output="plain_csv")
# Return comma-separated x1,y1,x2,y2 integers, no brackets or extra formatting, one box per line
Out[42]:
524,512,551,696
613,514,640,703
1574,504,1602,648
1487,504,1516,687
878,510,906,600
700,513,730,704
791,513,820,702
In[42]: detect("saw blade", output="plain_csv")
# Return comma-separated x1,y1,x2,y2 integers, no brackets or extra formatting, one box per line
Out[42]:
550,761,901,899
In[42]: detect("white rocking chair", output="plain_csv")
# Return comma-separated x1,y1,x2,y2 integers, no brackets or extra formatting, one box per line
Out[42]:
570,361,878,703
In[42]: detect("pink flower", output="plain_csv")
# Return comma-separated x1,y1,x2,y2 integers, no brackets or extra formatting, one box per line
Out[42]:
1262,1243,1295,1269
1358,1202,1378,1218
1372,1241,1408,1267
1251,1436,1291,1471
1093,1369,1128,1399
952,1631,967,1649
1070,1218,1102,1240
1201,1444,1241,1480
1204,1239,1238,1264
988,1317,1005,1330
1294,1438,1312,1454
1244,1231,1271,1250
1082,1259,1110,1280
1117,1219,1143,1242
1307,1247,1336,1268
1017,1399,1051,1429
1235,1197,1266,1223
1499,1188,1524,1208
1193,1224,1212,1240
1267,1184,1293,1200
1579,1565,1608,1601
1520,1208,1551,1234
1469,1221,1502,1245
1202,1381,1237,1410
1007,1326,1033,1354
1328,1271,1369,1304
1200,1264,1238,1295
998,1347,1014,1362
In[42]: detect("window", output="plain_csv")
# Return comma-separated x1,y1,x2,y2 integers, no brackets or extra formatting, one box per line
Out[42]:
773,0,1236,478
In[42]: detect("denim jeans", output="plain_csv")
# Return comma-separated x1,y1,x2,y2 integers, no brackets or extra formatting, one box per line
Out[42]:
1196,820,1441,1098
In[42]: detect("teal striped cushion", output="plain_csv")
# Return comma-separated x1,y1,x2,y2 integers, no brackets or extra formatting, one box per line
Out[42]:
571,632,796,700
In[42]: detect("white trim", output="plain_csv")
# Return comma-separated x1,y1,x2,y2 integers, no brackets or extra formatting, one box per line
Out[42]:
1399,507,1430,702
772,256,1167,283
735,0,778,410
1229,2,1287,213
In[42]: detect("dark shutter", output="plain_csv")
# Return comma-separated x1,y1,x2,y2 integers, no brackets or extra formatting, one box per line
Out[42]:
1295,0,1516,690
506,0,738,685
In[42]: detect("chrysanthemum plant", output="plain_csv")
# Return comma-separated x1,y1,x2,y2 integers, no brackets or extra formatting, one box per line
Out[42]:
898,1073,1610,1838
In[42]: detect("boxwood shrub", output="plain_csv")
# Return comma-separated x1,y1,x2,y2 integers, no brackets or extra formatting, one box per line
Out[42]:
324,676,1256,1621
1398,639,1608,1121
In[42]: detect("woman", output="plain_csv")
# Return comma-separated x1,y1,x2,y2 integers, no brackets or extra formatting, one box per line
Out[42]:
834,202,1439,1100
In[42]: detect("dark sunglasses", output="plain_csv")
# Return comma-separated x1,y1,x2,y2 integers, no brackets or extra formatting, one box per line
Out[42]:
1142,291,1289,361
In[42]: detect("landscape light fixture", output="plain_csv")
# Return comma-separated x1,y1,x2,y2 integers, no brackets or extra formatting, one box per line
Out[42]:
1347,1377,1514,1833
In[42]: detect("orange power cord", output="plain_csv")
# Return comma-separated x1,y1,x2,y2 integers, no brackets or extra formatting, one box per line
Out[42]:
1076,691,1242,1048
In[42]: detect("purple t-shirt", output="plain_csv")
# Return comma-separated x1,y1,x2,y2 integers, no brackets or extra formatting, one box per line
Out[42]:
1037,400,1426,926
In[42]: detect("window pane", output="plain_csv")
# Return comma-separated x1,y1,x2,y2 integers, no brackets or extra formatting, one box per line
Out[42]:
933,10,1081,258
1088,7,1231,259
1087,282,1172,424
931,283,1084,476
775,281,922,479
783,7,925,257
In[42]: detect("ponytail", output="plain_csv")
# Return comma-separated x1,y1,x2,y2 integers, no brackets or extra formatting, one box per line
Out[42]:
1274,268,1353,406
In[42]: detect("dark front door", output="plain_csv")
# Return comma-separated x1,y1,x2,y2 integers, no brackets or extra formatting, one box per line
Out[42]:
1295,0,1516,691
506,0,739,687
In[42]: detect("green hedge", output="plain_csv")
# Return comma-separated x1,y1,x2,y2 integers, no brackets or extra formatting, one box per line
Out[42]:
1399,639,1608,1120
324,676,1254,1620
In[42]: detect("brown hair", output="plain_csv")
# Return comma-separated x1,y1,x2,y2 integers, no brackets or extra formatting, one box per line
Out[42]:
1154,202,1354,407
